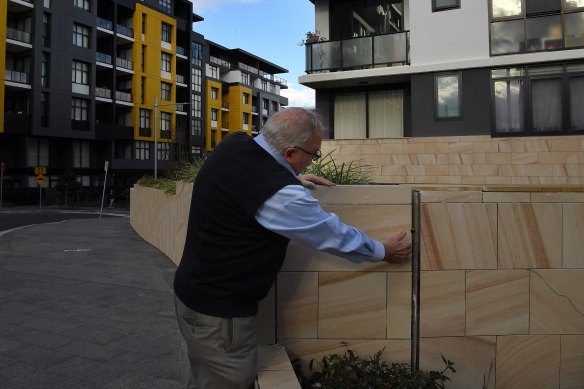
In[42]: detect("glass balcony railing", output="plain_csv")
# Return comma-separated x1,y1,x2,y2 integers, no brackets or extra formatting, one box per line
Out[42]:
176,46,186,56
97,17,113,30
117,25,133,38
96,87,112,99
115,91,132,102
7,27,31,44
5,69,30,84
116,57,133,70
176,74,185,84
305,31,409,74
96,52,112,64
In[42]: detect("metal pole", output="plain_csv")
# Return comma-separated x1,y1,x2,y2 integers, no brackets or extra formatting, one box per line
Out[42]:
100,161,109,219
411,189,421,371
39,185,42,210
154,97,158,179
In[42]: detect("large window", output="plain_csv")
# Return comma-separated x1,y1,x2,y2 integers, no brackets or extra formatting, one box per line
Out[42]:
160,112,171,132
490,0,584,55
330,0,404,39
72,23,89,48
135,141,150,160
72,140,90,168
435,73,461,119
161,23,172,44
161,52,171,72
41,53,49,87
73,0,90,12
71,98,88,121
72,60,89,85
161,82,172,101
492,63,584,134
158,0,171,13
192,42,202,67
139,108,151,130
334,90,404,139
433,0,460,12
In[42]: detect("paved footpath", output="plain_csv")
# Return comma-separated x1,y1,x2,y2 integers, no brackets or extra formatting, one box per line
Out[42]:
0,216,188,388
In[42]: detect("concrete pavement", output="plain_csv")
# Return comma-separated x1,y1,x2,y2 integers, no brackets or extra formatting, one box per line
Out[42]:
0,212,187,388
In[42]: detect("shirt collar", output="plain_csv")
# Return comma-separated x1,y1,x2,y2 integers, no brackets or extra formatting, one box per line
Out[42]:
254,134,297,177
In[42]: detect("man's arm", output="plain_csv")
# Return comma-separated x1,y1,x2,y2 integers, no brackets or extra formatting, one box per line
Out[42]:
256,185,411,263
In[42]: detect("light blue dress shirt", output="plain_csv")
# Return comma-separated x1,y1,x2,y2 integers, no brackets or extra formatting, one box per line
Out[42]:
254,134,385,263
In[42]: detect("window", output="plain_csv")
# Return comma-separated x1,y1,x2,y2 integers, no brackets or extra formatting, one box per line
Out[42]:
141,45,146,71
241,73,250,85
272,101,279,112
211,87,218,100
161,52,171,72
135,141,150,160
160,112,171,132
73,0,90,12
491,63,584,134
72,23,89,48
161,23,172,44
140,109,151,130
333,90,404,139
192,120,202,136
43,14,50,47
72,60,89,85
161,82,172,101
141,14,146,35
242,93,249,104
490,0,584,55
158,142,170,161
71,98,88,121
263,99,269,110
192,42,202,67
41,53,49,87
141,77,145,104
211,109,218,121
158,0,171,13
261,80,268,91
435,73,461,119
433,0,459,12
193,68,202,92
41,93,49,127
194,95,202,118
72,140,90,168
27,138,49,167
209,66,219,79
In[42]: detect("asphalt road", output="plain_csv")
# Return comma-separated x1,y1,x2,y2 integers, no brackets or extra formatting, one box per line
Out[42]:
0,210,112,233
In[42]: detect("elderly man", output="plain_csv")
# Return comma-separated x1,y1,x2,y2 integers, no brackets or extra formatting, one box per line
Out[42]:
174,107,411,388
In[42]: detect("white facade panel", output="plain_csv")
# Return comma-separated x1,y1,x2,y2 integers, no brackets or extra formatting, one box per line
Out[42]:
409,2,489,66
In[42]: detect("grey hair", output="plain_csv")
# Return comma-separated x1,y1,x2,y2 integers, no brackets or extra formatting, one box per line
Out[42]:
262,108,324,154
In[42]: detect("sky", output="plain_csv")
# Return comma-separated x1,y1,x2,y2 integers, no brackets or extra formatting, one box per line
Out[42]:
190,0,316,107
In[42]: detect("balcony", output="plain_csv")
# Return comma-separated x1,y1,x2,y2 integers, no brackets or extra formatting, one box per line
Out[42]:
97,17,113,31
7,27,31,44
305,31,409,74
116,25,134,40
4,112,30,134
4,69,30,87
95,87,112,102
116,57,133,72
115,91,132,105
96,52,113,67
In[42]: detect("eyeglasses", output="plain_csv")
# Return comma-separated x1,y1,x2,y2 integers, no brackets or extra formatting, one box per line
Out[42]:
294,146,322,161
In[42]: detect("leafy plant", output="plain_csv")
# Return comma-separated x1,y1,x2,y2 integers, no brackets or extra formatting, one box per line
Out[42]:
136,156,206,194
302,343,455,389
304,150,372,185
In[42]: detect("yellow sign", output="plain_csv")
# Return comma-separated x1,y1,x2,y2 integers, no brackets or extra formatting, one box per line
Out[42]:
35,166,47,175
35,175,47,187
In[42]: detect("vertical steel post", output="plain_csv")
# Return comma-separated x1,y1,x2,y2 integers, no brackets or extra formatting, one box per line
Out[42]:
411,189,421,371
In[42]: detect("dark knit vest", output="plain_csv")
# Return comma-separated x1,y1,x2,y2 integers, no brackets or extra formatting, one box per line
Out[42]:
173,132,300,317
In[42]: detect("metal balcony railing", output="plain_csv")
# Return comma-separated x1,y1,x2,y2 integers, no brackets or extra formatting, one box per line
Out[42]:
176,46,186,56
176,74,185,84
305,31,410,74
115,91,132,102
96,87,112,99
7,27,31,44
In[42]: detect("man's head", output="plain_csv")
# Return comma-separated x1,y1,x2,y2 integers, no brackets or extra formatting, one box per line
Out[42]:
262,108,324,175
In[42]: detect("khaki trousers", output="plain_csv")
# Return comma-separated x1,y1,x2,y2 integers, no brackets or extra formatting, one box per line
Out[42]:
174,294,257,389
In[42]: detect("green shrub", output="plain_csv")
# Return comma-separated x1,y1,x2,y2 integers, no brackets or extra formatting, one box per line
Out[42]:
305,150,372,185
135,157,206,194
301,343,455,389
135,176,177,195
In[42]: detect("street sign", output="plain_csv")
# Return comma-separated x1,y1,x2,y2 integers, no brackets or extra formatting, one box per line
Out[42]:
35,166,47,175
35,174,47,187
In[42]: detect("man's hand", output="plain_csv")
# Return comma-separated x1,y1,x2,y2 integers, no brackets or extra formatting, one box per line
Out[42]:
298,174,335,189
383,231,412,264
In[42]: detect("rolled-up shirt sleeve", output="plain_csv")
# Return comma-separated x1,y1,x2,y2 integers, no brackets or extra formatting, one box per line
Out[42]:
255,185,385,263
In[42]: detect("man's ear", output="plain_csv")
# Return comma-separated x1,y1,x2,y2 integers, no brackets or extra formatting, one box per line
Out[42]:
283,147,296,162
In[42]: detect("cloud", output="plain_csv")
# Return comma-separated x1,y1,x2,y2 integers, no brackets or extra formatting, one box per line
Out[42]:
281,84,315,108
193,0,260,13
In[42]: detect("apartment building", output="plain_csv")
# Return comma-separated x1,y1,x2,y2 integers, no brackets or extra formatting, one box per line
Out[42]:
0,0,289,204
301,0,584,139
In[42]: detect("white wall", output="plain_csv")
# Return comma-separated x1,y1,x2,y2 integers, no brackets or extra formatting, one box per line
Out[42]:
407,1,489,66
